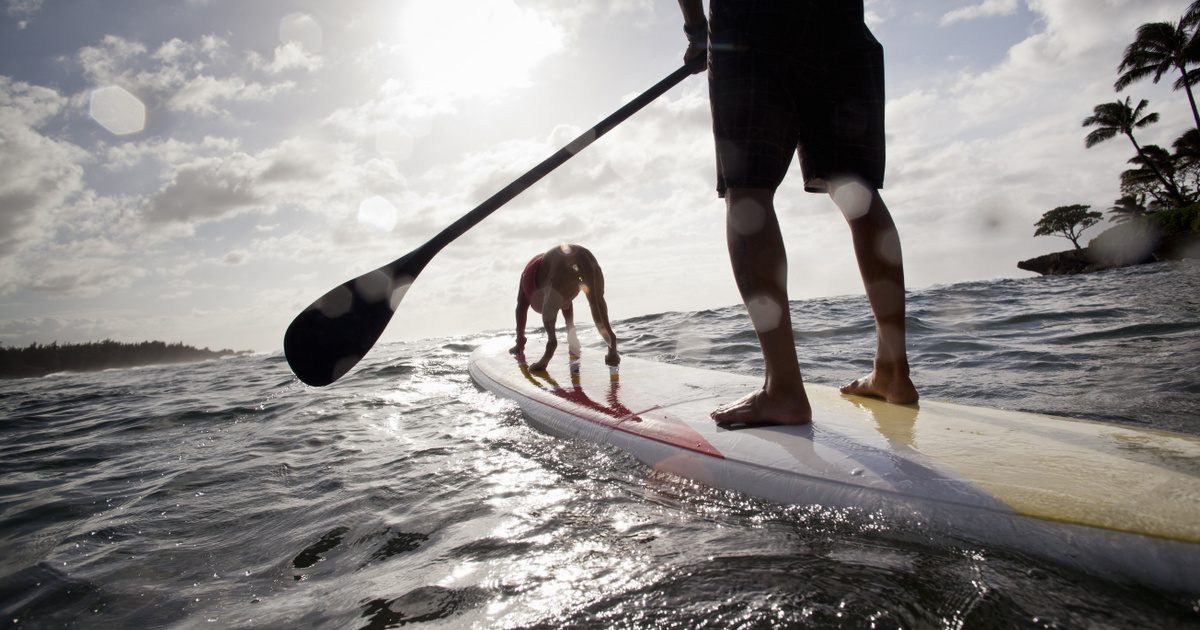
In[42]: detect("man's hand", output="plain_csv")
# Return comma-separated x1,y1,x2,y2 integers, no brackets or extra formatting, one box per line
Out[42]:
679,0,707,74
684,42,707,74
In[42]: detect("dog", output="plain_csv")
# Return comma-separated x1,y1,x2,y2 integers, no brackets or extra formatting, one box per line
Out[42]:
510,244,619,371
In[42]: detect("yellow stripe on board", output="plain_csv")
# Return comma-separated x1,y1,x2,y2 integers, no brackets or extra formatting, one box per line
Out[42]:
824,388,1200,544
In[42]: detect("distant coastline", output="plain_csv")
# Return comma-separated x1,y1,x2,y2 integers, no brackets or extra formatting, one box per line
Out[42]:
0,340,250,379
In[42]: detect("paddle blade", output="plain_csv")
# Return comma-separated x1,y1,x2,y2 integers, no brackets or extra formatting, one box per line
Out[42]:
284,263,417,386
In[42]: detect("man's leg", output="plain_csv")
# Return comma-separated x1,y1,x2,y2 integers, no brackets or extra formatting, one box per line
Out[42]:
711,187,812,425
831,181,918,404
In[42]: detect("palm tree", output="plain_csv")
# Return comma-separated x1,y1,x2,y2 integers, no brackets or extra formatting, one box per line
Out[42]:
1182,0,1200,31
1120,146,1186,208
1173,127,1200,168
1115,20,1200,130
1083,98,1185,205
1107,194,1150,223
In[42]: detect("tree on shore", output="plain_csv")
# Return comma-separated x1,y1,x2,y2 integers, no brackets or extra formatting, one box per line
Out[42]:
1120,143,1190,207
1029,2,1200,263
1034,205,1103,250
1172,127,1200,168
1083,97,1187,206
0,340,246,379
1107,194,1151,223
1115,17,1200,130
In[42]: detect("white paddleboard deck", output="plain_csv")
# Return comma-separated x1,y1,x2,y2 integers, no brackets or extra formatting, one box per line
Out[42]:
468,339,1200,592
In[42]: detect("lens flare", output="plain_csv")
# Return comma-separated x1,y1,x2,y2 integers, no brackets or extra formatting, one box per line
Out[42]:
89,85,145,136
728,197,767,235
390,275,415,311
564,129,596,156
832,179,872,221
357,195,398,232
871,281,906,318
746,294,784,333
316,285,353,318
354,269,392,303
876,229,903,266
673,330,713,359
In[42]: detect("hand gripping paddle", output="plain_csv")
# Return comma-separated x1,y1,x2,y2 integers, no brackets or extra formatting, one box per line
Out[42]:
284,59,703,386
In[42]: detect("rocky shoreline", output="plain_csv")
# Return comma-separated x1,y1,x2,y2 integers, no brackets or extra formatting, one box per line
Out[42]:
1018,223,1200,276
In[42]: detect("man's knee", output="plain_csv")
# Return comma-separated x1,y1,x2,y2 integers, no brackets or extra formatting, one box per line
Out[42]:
828,178,878,221
726,187,776,236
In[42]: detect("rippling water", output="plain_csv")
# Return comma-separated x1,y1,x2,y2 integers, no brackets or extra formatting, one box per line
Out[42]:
2,262,1199,628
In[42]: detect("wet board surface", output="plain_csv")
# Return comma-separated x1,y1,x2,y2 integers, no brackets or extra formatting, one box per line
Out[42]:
468,338,1200,593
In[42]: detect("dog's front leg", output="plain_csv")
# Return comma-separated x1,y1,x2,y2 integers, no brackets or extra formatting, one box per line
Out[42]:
563,303,581,360
530,308,558,371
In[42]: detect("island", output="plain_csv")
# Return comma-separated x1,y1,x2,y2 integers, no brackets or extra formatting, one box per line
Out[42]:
0,340,250,379
1019,12,1200,276
1019,204,1200,275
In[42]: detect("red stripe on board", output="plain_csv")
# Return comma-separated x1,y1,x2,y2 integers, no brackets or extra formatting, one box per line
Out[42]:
483,355,724,459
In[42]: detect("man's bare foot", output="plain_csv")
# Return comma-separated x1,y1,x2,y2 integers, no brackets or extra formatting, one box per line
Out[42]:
840,372,918,404
711,388,812,426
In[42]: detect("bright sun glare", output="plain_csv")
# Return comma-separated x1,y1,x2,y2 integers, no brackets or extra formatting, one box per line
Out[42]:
397,0,563,97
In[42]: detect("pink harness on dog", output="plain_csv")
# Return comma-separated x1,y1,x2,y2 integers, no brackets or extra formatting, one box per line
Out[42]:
520,254,545,313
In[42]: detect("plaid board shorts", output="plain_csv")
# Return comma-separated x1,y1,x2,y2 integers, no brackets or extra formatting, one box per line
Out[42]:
708,0,886,196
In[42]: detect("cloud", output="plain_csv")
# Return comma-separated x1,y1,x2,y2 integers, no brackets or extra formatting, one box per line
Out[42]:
4,0,41,15
76,34,301,117
248,42,324,75
0,188,156,298
940,0,1019,26
135,134,430,264
934,0,1186,133
19,244,146,297
322,78,453,146
145,156,264,223
102,135,242,172
5,0,41,28
168,75,296,115
0,77,86,259
864,0,888,26
143,138,356,225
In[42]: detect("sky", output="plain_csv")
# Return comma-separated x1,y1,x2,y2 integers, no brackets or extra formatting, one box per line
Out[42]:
0,0,1194,354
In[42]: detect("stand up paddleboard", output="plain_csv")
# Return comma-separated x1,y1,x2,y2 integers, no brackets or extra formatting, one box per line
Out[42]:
469,338,1200,593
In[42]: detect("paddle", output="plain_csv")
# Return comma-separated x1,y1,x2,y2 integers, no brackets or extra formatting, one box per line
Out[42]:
284,59,703,387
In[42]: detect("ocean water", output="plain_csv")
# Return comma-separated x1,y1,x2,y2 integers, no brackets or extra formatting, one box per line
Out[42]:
2,261,1198,628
